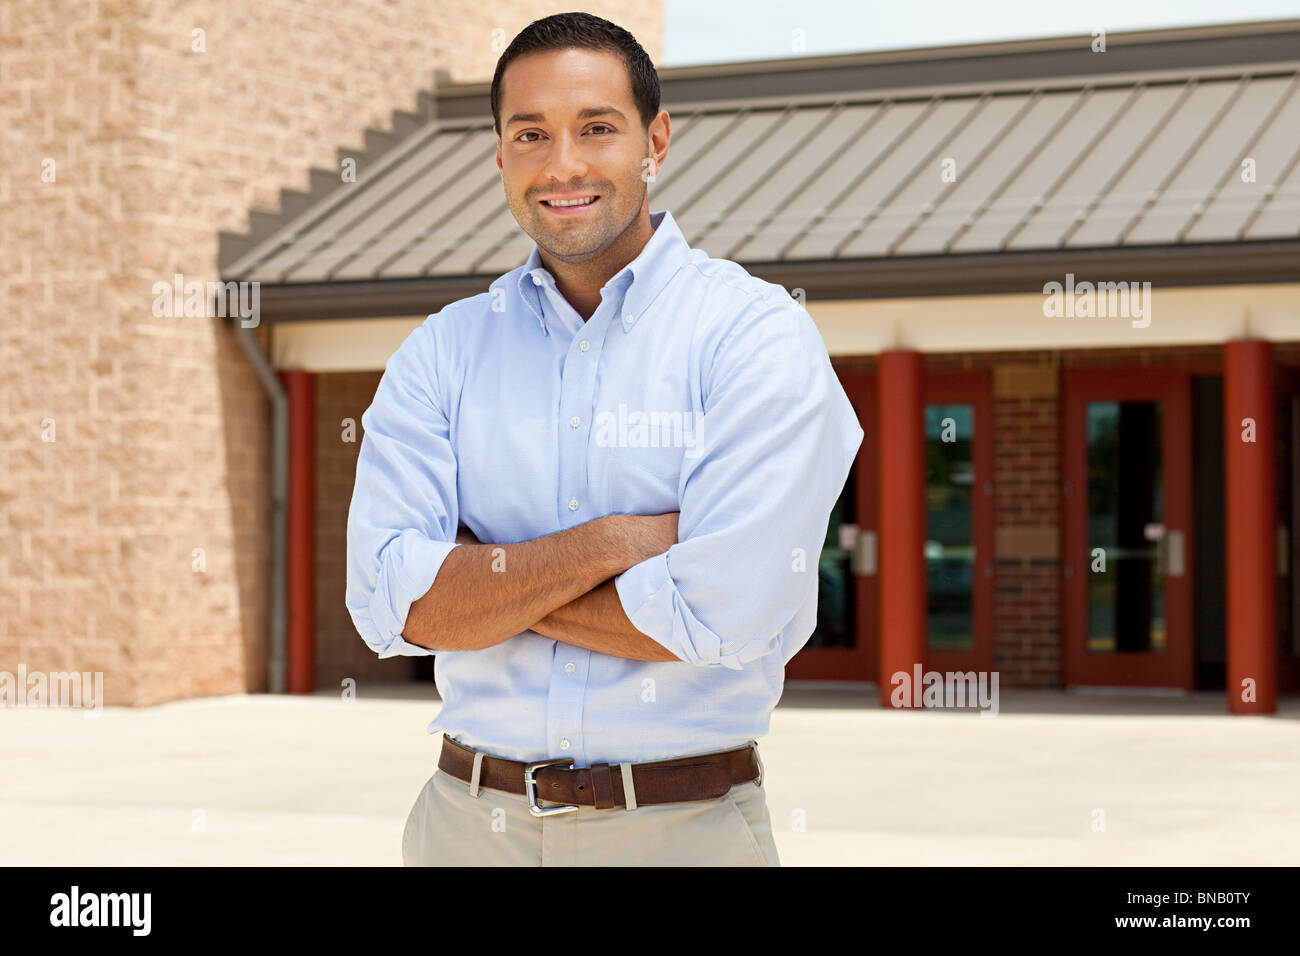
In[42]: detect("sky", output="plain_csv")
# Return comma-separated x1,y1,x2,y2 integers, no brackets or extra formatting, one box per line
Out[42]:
663,0,1300,65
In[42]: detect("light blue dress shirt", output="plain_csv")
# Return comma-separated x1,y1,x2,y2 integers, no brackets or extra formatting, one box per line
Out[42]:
345,209,863,765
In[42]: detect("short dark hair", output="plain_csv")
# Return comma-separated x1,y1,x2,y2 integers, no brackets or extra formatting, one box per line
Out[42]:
490,12,660,137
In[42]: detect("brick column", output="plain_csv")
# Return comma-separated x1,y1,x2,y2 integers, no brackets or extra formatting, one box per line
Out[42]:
1224,339,1277,713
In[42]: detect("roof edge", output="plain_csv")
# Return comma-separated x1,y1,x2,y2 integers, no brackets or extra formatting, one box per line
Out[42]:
432,18,1300,102
432,18,1300,121
248,240,1300,322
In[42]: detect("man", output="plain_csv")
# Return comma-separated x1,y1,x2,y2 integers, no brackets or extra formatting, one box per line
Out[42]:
345,11,863,866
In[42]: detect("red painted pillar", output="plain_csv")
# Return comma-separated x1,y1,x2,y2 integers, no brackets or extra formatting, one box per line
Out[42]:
1223,339,1276,714
280,369,316,695
878,350,926,708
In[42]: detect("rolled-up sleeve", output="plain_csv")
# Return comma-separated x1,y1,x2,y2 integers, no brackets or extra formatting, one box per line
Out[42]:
345,317,460,658
614,293,864,669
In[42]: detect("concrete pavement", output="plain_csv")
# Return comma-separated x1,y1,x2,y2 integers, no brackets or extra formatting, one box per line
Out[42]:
3,684,1298,865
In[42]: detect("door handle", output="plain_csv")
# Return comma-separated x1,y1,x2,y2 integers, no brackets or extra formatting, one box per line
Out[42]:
1160,529,1185,577
852,530,877,576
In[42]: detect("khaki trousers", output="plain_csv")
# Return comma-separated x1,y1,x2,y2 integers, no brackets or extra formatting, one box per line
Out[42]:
402,744,781,866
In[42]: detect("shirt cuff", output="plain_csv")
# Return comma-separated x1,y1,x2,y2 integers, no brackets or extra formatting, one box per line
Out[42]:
614,551,742,669
369,529,459,658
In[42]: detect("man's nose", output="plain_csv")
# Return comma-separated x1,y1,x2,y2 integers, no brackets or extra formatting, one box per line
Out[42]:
544,129,588,183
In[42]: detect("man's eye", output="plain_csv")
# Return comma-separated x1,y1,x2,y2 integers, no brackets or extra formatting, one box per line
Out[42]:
517,126,613,143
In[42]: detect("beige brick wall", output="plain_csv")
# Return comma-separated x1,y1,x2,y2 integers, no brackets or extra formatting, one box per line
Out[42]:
0,1,663,705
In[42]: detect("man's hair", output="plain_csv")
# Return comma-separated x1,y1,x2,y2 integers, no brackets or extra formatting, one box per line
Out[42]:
490,12,660,137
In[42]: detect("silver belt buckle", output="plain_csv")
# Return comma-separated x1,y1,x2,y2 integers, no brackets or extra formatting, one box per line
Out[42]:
524,757,579,817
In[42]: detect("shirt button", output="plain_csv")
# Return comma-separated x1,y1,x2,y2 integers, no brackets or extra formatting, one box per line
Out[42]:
564,662,575,674
559,738,571,750
578,340,590,352
568,498,579,511
569,415,580,428
531,274,542,285
624,313,634,324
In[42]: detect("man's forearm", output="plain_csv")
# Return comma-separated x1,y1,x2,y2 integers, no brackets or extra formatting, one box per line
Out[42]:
530,579,682,662
403,516,629,652
404,513,677,652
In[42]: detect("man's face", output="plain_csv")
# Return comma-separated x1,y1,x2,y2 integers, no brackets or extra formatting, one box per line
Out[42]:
496,48,658,263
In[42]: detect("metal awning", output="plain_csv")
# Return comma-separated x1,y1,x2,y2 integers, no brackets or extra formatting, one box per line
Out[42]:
221,24,1300,320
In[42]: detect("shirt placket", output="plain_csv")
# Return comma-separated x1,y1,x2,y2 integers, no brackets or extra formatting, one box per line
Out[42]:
540,277,624,766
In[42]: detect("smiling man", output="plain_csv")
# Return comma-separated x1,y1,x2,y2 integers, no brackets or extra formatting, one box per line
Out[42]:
345,11,863,867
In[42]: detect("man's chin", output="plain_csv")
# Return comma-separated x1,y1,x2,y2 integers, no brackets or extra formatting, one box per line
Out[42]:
533,229,610,259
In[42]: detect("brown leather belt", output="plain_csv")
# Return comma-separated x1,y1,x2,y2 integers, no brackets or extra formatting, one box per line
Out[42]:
438,734,761,814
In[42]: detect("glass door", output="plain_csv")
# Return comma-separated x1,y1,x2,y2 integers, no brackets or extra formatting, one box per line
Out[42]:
924,371,994,675
1062,369,1195,688
787,371,876,681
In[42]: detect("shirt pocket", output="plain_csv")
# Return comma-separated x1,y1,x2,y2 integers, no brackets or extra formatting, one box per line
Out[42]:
598,442,684,514
589,388,700,514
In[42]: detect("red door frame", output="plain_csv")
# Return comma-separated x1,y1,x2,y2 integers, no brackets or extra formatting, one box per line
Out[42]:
1061,368,1195,689
786,371,877,681
1280,364,1300,693
924,370,996,676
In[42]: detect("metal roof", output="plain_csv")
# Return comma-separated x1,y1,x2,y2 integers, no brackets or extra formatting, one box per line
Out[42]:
220,22,1300,319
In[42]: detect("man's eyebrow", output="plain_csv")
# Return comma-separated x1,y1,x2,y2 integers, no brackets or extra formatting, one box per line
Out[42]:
504,105,629,128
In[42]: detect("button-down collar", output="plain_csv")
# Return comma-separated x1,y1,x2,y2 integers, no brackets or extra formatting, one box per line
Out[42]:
504,209,691,336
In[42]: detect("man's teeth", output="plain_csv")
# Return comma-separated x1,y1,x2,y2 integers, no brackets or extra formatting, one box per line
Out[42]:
544,196,597,206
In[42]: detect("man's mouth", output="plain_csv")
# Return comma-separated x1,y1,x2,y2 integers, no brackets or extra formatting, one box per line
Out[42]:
540,194,601,215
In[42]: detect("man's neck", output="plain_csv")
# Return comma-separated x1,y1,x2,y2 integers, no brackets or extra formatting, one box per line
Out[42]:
540,210,655,322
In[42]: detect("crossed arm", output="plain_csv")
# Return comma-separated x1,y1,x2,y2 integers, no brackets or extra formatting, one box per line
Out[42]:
400,514,683,662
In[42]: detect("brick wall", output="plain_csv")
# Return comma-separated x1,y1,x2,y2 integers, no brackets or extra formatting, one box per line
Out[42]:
0,1,662,705
987,358,1060,687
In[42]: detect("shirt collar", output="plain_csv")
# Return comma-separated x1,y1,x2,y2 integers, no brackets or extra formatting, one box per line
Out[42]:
503,209,691,336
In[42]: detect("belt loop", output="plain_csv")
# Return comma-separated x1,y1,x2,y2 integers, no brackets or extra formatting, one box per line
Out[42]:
468,750,485,798
619,762,637,811
751,740,764,788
